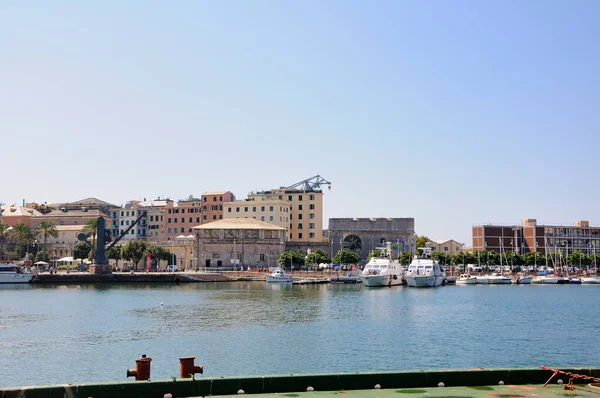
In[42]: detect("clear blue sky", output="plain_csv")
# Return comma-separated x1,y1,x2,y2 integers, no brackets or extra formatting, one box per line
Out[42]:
2,1,599,245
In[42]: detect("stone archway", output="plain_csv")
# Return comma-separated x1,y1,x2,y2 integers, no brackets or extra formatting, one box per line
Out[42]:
343,234,362,255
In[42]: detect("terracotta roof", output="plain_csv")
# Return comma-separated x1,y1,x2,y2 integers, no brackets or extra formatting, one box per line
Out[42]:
64,197,117,207
202,191,229,196
193,218,285,230
0,206,42,217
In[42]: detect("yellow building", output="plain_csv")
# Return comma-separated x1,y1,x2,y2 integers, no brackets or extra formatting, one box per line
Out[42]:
427,239,464,255
248,175,330,243
223,200,289,238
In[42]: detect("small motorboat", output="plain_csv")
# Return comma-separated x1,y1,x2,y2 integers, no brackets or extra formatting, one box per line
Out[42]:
456,274,477,285
265,268,293,283
581,276,600,284
568,278,582,285
516,274,532,284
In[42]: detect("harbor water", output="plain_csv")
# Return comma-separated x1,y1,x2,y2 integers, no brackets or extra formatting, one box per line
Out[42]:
1,282,599,388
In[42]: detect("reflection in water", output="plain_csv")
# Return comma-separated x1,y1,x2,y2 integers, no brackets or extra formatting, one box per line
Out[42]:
0,283,599,387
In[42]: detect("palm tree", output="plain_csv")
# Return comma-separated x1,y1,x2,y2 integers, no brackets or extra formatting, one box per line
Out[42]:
35,221,58,250
83,218,99,251
0,223,10,260
6,223,33,259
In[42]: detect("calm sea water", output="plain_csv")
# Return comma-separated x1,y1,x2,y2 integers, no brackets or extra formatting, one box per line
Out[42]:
0,282,599,388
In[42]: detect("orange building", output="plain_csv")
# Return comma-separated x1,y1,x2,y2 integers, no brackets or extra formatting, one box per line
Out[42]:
0,205,42,226
200,191,236,224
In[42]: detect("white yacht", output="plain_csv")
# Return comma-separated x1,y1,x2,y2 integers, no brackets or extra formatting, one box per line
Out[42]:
475,275,490,284
532,275,560,284
265,268,293,283
456,274,477,285
405,247,445,288
359,243,404,287
487,273,512,284
581,276,600,284
0,264,34,284
516,274,532,284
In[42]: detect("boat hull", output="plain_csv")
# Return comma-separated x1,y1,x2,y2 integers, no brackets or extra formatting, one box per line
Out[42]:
360,274,403,287
581,277,600,284
265,276,292,283
405,275,444,287
456,278,477,285
517,277,532,284
475,277,489,284
0,273,34,284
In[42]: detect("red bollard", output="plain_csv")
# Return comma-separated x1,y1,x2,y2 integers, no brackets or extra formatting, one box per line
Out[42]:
179,356,203,378
127,355,152,381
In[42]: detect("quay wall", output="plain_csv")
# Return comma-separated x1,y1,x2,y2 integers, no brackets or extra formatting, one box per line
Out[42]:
32,273,231,284
1,367,598,398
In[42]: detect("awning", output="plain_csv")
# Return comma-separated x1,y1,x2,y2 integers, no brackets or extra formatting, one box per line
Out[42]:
57,257,75,262
34,261,49,265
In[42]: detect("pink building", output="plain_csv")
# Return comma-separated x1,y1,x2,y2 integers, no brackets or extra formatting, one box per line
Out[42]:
0,206,42,227
200,191,236,224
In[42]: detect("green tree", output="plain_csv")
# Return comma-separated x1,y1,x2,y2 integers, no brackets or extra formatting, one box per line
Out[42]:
332,250,359,268
0,223,10,260
567,251,584,267
6,223,33,258
305,249,330,266
72,242,91,262
83,218,99,251
147,245,171,269
106,245,122,269
522,252,536,266
35,250,50,263
414,234,429,255
400,252,413,265
34,221,58,250
366,249,383,263
276,251,305,270
122,240,149,271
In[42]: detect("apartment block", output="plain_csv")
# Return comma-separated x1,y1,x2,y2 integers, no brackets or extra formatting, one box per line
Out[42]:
223,199,289,236
200,191,235,224
165,196,203,239
473,218,600,255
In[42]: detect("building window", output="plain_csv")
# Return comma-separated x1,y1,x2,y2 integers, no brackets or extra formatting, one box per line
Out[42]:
228,208,232,213
261,216,265,221
168,228,172,233
121,211,124,216
181,218,184,223
309,223,315,229
132,211,135,216
244,207,248,212
253,207,256,212
213,215,217,220
298,223,303,229
174,218,177,223
310,195,314,200
236,207,240,212
203,215,207,220
168,218,172,223
288,195,292,201
444,247,448,251
189,228,192,233
189,218,192,222
298,205,303,210
298,233,303,239
269,206,274,211
196,217,200,222
150,216,154,221
310,204,315,210
174,228,178,233
309,233,315,238
290,234,293,239
298,214,303,220
260,253,265,261
270,216,273,221
203,206,207,211
120,220,124,226
299,195,303,201
261,206,265,211
219,196,223,201
309,213,315,219
213,197,217,202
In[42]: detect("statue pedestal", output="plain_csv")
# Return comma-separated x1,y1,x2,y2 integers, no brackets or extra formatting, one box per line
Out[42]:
89,264,111,274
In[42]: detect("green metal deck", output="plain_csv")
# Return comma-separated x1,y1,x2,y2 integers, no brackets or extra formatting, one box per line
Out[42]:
1,368,599,398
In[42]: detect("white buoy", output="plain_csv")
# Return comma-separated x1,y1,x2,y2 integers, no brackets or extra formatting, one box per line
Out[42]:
160,302,164,306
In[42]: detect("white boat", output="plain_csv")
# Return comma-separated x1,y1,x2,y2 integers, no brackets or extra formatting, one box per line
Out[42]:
0,264,34,284
487,273,512,284
533,276,560,284
405,247,445,288
475,276,489,284
456,274,477,285
581,276,600,284
359,243,404,287
516,274,532,284
265,268,293,283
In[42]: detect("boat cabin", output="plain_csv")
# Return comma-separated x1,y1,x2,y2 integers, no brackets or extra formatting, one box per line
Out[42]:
0,264,24,273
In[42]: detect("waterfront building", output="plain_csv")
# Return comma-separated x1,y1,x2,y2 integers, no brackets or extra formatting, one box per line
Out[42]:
193,218,286,269
114,202,148,241
328,218,415,261
248,175,330,243
45,225,83,259
200,191,236,224
166,196,202,239
223,199,290,238
472,218,600,255
0,205,42,227
140,199,173,241
33,197,113,229
427,239,464,255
